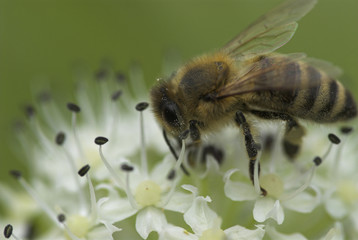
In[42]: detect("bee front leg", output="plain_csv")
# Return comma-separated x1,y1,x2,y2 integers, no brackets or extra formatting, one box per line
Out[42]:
186,120,203,166
235,111,267,196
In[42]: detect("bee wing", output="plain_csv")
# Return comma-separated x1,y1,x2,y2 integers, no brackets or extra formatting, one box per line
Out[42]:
216,53,320,99
303,58,343,79
222,0,317,58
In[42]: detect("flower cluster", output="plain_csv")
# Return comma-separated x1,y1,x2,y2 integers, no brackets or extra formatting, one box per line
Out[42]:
1,64,357,240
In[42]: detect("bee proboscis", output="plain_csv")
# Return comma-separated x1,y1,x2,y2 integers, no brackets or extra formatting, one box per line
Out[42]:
150,0,357,193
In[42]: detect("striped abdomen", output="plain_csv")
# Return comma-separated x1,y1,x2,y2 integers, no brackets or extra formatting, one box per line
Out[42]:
290,64,357,122
249,58,357,123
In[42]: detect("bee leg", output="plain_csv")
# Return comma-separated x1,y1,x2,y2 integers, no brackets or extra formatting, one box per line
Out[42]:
162,129,190,175
189,120,201,143
249,110,305,159
185,120,203,166
282,118,305,159
201,145,224,165
235,111,267,196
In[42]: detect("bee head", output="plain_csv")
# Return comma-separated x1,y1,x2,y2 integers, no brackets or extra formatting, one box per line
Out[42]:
150,80,187,137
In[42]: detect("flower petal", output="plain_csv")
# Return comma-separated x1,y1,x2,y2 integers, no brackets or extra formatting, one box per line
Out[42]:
182,184,199,196
321,222,344,240
266,225,307,240
253,198,284,224
97,196,137,222
159,225,197,240
183,195,217,235
283,186,321,213
224,169,258,201
224,225,265,240
198,156,222,179
164,191,195,213
325,197,348,219
87,221,121,240
150,155,176,186
135,206,168,239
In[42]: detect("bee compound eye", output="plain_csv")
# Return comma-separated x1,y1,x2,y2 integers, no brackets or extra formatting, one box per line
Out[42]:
162,103,181,127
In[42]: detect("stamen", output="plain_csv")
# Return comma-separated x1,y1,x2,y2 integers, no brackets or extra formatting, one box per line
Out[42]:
313,156,322,166
78,164,91,177
95,137,124,188
67,103,81,113
121,163,138,209
57,213,66,223
3,224,21,240
94,136,108,145
56,132,87,213
9,170,22,179
55,132,66,145
111,90,122,101
95,68,109,81
108,90,122,136
136,102,149,177
24,104,55,153
57,214,82,240
331,128,353,176
328,133,341,144
340,126,353,135
4,224,12,238
253,154,262,195
135,102,149,111
115,72,126,83
167,169,176,180
10,171,60,227
67,102,86,165
280,157,317,201
121,163,134,172
322,133,341,162
162,139,186,207
77,165,97,221
24,105,36,118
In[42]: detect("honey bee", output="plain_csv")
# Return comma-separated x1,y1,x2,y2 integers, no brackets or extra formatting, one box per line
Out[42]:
150,0,357,189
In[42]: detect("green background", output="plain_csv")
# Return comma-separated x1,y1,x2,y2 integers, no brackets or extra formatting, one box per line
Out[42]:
1,0,357,184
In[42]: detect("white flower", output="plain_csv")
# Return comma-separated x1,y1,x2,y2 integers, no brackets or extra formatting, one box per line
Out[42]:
9,164,120,240
159,185,265,240
223,156,321,225
96,122,196,239
311,126,358,237
265,225,308,240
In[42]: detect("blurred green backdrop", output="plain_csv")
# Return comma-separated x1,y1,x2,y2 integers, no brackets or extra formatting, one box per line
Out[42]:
0,0,357,183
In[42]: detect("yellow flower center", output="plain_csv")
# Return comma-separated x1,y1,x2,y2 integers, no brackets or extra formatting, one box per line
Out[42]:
199,228,226,240
260,173,284,199
66,215,90,238
337,180,358,205
135,180,162,207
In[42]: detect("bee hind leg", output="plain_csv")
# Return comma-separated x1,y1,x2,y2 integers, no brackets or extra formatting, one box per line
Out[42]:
282,118,305,159
249,110,306,159
235,111,267,196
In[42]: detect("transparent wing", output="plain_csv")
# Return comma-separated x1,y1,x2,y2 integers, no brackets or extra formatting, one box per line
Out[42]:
215,53,323,99
222,0,317,58
303,58,343,79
